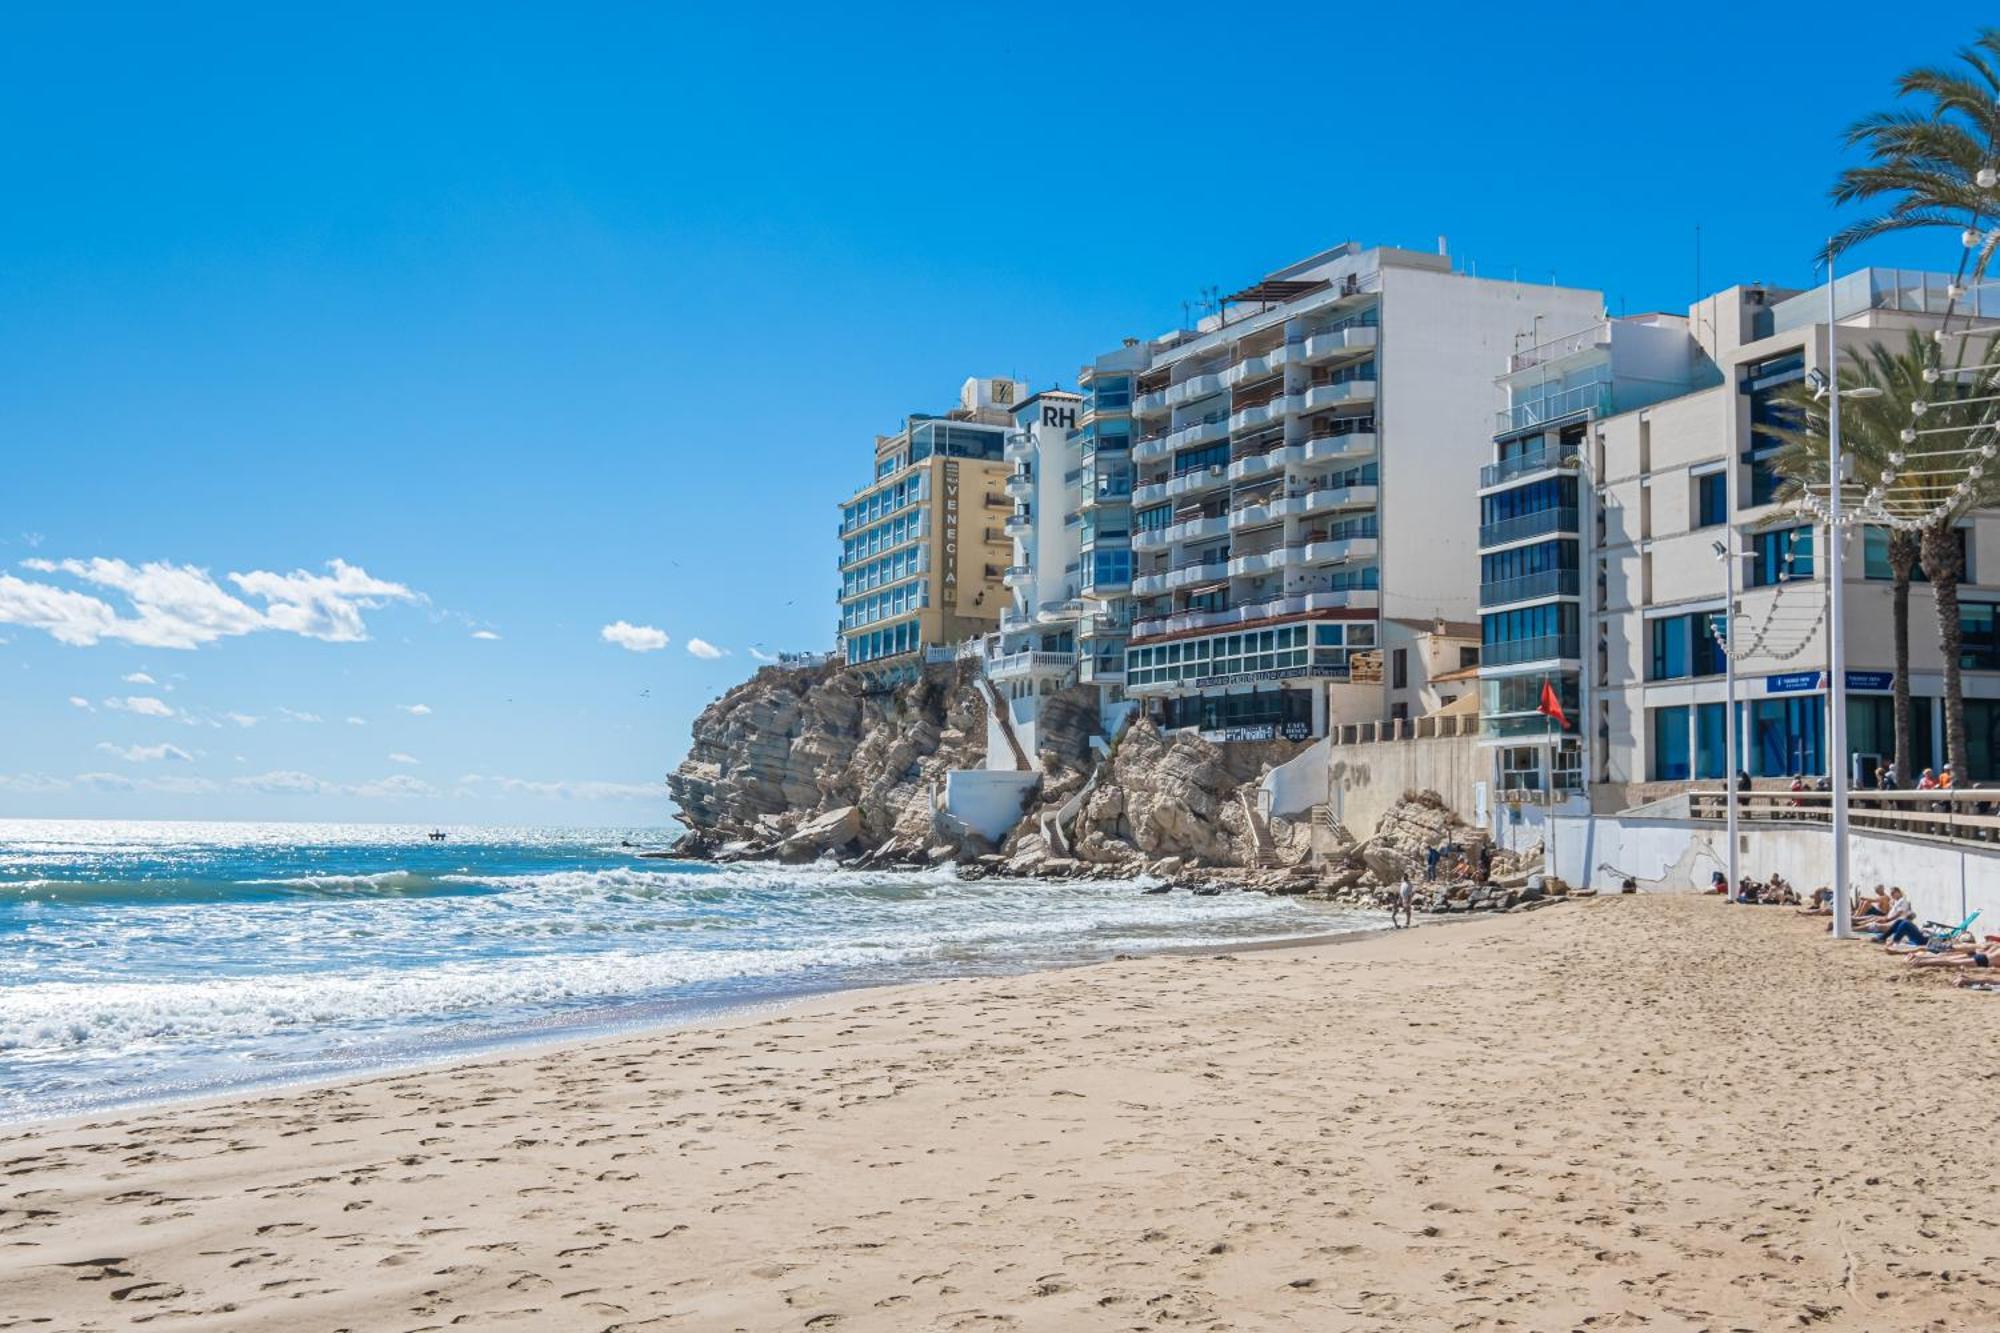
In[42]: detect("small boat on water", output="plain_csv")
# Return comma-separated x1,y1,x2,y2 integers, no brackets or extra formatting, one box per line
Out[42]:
427,829,447,842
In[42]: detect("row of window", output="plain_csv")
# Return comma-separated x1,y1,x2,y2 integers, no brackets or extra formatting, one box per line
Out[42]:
840,507,924,568
846,619,921,666
1084,548,1133,589
839,581,927,632
1480,538,1577,585
1480,475,1578,527
1653,694,2000,783
840,544,925,600
841,474,926,537
1126,622,1375,688
1481,601,1579,648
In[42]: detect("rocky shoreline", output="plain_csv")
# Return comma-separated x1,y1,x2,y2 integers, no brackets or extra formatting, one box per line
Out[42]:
664,659,1565,916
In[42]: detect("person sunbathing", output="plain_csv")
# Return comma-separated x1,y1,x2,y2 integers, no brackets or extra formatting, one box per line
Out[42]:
1868,888,1925,945
1889,933,2000,963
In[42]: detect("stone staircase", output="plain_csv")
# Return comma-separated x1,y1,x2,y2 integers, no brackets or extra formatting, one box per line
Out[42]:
1239,788,1281,868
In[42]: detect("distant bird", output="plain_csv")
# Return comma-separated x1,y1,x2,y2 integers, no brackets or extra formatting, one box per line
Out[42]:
640,689,651,698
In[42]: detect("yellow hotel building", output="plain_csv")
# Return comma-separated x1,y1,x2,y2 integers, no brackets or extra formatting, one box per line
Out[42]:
838,377,1021,678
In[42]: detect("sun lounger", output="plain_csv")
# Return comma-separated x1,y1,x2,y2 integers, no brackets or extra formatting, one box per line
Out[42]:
1919,910,1981,952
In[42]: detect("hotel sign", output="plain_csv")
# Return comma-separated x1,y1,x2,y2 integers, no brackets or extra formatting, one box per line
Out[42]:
1200,721,1314,744
1764,670,1894,694
1190,664,1347,689
942,460,960,609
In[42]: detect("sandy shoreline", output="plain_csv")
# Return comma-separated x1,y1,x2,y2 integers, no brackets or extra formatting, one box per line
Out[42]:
6,895,2000,1330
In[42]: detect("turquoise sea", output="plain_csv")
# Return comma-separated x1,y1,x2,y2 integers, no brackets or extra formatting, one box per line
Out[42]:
0,820,1371,1121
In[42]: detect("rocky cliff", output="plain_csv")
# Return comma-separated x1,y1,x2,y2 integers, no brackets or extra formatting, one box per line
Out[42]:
666,661,1551,907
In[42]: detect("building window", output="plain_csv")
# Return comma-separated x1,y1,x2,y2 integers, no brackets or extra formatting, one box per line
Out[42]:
1651,705,1691,782
1695,471,1727,528
1646,612,1726,681
1459,646,1479,669
1743,351,1804,507
1749,527,1813,588
1962,602,2000,671
1750,696,1824,777
1391,648,1408,689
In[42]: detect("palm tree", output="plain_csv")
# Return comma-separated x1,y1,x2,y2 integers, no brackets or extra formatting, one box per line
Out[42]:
1771,332,2000,778
1768,335,1927,781
1832,28,2000,286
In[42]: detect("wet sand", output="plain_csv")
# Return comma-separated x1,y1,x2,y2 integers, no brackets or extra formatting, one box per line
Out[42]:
4,894,1999,1331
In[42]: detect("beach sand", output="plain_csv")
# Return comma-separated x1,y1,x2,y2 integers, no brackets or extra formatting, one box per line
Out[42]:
5,893,2000,1331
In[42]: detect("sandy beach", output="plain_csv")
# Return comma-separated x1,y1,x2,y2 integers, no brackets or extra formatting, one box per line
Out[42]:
5,893,2000,1331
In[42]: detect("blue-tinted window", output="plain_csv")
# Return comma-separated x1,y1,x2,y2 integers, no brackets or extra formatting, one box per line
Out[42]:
1696,471,1727,527
1651,706,1690,781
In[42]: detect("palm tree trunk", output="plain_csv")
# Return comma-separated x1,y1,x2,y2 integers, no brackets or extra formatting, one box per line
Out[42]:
1889,530,1918,780
1922,523,1968,773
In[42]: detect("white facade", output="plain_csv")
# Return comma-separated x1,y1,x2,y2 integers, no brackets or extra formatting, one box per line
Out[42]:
1114,242,1603,742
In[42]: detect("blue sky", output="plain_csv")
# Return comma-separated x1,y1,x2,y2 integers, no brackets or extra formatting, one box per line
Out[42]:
0,3,1972,825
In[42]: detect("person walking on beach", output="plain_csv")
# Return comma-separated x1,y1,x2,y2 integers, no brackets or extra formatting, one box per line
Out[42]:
1394,877,1415,929
1424,845,1440,883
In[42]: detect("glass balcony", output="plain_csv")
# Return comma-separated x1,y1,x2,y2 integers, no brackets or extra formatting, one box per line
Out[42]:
1479,443,1579,489
1480,635,1579,667
1478,507,1578,548
1478,568,1579,607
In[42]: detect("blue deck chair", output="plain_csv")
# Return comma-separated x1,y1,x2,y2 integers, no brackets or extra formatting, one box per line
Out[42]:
1919,910,1981,952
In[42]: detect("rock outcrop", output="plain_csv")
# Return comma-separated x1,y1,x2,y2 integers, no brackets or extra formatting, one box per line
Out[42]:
666,661,1547,916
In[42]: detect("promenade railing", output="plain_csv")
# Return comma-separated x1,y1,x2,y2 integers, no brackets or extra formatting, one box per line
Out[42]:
1687,786,2000,847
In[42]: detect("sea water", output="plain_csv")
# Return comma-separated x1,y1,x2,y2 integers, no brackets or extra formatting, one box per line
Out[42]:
0,819,1373,1121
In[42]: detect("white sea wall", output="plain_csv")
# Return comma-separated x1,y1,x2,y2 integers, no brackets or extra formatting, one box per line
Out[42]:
1263,730,1485,834
1546,814,2000,929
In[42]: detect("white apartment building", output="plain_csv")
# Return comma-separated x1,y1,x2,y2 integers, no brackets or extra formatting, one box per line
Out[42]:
992,388,1091,699
1483,268,2000,816
1113,242,1604,742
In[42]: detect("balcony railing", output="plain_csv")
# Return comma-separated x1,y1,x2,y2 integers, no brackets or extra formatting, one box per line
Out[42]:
1479,635,1579,667
1478,568,1580,607
1478,507,1578,548
1496,380,1612,434
1483,712,1580,740
1479,444,1579,489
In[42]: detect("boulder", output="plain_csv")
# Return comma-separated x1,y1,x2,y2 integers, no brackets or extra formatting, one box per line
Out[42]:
776,805,862,861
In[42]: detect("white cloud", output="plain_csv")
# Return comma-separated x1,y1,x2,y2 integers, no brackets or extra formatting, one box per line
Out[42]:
1,556,418,649
748,647,777,662
0,770,215,794
398,703,431,716
95,741,194,763
230,768,436,799
232,769,330,795
73,770,135,791
457,773,661,802
685,637,727,660
68,695,93,711
600,621,668,653
345,715,367,726
351,774,436,798
0,772,72,792
470,629,501,641
224,712,260,728
122,671,156,685
105,695,174,718
276,707,323,724
387,752,419,765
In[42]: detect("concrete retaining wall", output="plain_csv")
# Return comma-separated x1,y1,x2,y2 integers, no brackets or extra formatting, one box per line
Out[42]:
1264,731,1486,835
1546,815,2000,930
942,770,1040,842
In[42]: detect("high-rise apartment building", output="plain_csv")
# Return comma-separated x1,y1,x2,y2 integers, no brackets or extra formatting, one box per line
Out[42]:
1109,243,1602,741
837,377,1020,679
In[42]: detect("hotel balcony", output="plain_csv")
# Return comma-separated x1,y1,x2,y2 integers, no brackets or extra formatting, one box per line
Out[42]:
1228,397,1292,434
1134,432,1173,463
1231,496,1278,528
1004,469,1034,500
1080,481,1132,511
1077,607,1130,639
1134,527,1170,551
1003,564,1033,589
1298,326,1378,363
1224,345,1293,387
1133,388,1170,416
1304,536,1378,564
1304,483,1377,513
987,648,1078,682
1166,465,1228,500
1132,570,1170,596
1227,443,1305,482
1166,371,1226,406
1166,558,1230,590
1478,443,1579,490
999,607,1034,633
1227,544,1308,578
1004,432,1034,463
1133,479,1171,506
1302,430,1377,465
1078,658,1125,686
1165,513,1230,544
1004,512,1033,537
1166,416,1228,452
1302,380,1376,413
1477,507,1578,549
1478,567,1580,608
1129,589,1380,639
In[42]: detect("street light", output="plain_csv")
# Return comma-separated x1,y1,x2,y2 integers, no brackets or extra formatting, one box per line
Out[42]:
1713,536,1754,901
1823,246,1885,943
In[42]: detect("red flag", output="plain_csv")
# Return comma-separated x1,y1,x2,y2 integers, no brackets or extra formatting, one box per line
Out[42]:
1536,678,1569,730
